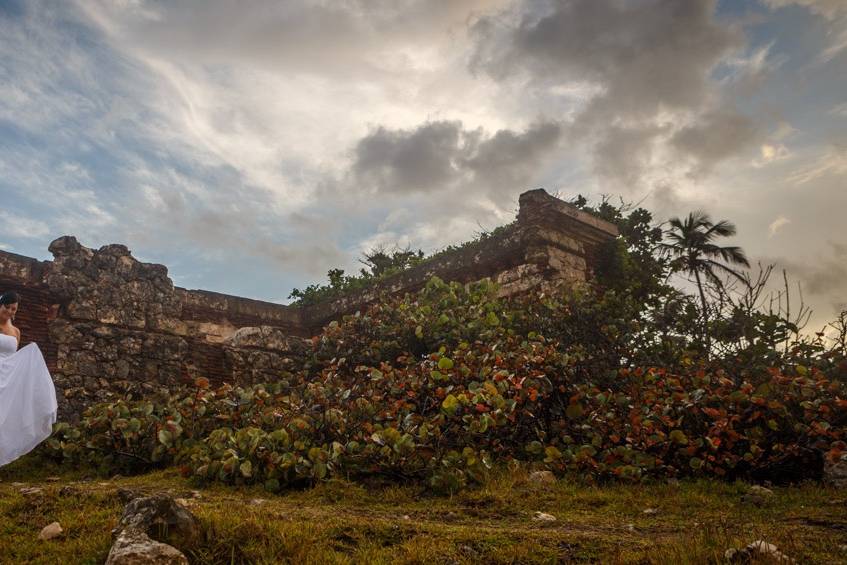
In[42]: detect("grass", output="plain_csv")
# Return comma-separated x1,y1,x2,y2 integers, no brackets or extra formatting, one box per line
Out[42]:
2,455,846,564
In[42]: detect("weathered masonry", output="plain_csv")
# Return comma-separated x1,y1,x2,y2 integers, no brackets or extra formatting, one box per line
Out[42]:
0,189,617,419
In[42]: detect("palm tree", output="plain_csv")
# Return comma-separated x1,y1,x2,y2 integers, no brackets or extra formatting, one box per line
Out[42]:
661,212,750,347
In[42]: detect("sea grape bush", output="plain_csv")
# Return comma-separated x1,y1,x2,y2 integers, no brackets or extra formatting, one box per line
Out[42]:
43,277,847,492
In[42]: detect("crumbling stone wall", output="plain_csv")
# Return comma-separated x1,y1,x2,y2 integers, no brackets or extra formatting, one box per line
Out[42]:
1,238,307,420
300,189,618,331
0,189,617,420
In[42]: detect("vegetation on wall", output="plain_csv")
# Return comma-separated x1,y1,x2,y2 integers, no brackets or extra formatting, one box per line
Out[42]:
287,223,515,306
40,194,847,494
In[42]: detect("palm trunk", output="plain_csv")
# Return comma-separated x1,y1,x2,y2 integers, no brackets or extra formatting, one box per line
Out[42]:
694,269,710,358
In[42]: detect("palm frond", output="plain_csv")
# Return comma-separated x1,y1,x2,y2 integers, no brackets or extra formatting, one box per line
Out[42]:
703,219,737,239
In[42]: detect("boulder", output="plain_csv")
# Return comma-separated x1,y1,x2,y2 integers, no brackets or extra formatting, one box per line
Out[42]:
528,471,556,485
741,485,774,506
105,530,188,565
532,511,556,522
824,454,847,488
725,540,795,563
38,522,63,540
112,494,201,547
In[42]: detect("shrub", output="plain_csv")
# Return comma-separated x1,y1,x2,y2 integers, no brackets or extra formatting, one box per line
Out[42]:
43,278,847,491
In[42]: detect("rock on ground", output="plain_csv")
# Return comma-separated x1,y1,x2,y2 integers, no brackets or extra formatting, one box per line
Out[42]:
112,494,201,546
725,540,795,563
532,512,556,522
105,530,188,565
106,493,201,565
38,522,63,540
825,454,847,488
528,471,556,485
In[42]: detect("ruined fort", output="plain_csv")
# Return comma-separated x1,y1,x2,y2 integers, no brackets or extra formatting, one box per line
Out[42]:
0,189,617,420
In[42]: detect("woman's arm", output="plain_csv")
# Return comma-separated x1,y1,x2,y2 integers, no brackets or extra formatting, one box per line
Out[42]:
13,326,20,348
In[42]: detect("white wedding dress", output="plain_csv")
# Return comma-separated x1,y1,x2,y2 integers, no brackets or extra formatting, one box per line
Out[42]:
0,333,58,467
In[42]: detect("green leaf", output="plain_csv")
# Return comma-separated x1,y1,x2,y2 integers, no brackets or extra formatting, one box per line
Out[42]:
264,479,281,493
485,311,500,327
240,460,253,478
669,430,688,445
438,357,454,370
157,429,173,447
441,394,460,416
544,446,563,462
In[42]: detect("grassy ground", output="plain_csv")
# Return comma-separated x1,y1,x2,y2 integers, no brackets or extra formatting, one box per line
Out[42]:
1,456,846,564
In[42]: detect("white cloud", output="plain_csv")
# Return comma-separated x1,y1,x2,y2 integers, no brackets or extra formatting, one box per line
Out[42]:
0,211,51,239
787,146,847,184
768,215,791,236
752,143,791,167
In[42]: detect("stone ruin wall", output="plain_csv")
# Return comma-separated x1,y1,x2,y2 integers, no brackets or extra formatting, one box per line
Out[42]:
0,189,617,420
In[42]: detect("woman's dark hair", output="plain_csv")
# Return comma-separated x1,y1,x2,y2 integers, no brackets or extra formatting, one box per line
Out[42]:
0,291,20,306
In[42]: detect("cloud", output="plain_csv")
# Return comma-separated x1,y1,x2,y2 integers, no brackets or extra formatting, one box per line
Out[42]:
471,0,741,112
671,110,761,176
768,215,791,237
0,210,51,239
780,241,847,299
469,0,764,189
352,121,475,194
78,0,507,80
762,0,847,60
787,145,847,184
752,143,791,167
350,119,562,198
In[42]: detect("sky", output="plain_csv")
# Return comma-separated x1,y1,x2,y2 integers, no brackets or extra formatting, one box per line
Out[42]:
0,0,844,330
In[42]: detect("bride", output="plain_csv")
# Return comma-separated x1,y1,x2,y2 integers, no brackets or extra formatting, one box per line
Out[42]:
0,291,58,467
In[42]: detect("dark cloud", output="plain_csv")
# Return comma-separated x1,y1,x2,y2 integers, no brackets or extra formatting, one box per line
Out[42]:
592,124,665,187
803,241,847,297
471,0,741,118
470,0,756,189
671,110,760,175
351,119,562,197
465,120,563,197
352,121,475,193
764,241,847,324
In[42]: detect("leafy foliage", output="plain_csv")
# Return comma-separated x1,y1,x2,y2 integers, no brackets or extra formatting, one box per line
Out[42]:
44,277,847,492
287,223,515,306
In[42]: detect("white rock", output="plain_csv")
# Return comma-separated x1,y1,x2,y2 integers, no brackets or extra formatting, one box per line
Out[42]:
726,539,796,563
642,508,658,515
749,485,774,496
105,530,188,565
38,522,63,540
532,511,556,522
19,487,44,496
528,471,556,485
